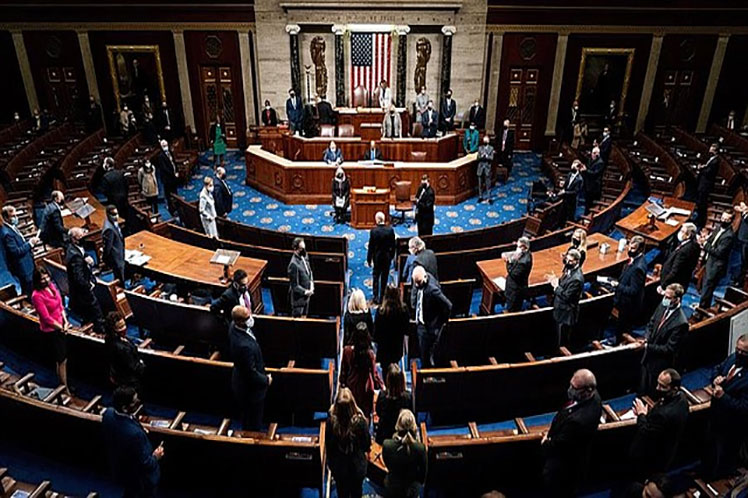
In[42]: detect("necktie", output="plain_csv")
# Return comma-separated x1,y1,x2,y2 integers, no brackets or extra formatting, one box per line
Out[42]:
726,365,738,382
657,308,670,332
416,289,424,325
242,291,252,314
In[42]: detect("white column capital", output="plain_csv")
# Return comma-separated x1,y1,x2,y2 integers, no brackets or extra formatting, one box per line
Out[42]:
441,25,456,36
395,25,411,36
331,24,346,36
285,24,301,36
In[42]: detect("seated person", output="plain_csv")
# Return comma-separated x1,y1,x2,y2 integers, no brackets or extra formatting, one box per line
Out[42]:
421,101,438,138
260,100,278,126
382,105,402,138
361,140,383,161
322,141,343,166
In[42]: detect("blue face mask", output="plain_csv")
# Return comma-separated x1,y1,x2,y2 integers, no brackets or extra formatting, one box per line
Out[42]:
10,216,19,226
661,297,673,308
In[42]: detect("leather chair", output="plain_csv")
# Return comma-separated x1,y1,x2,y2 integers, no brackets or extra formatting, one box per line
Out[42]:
319,124,335,137
412,122,423,138
338,124,355,137
392,180,414,226
352,86,369,107
410,151,427,162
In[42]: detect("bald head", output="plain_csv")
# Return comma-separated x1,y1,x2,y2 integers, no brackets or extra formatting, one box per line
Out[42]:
573,369,596,389
412,265,427,287
375,212,385,225
69,227,87,244
231,305,250,324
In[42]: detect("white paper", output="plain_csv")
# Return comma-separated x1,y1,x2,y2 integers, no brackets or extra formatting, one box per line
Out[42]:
619,409,636,421
493,277,506,291
60,208,73,217
665,218,679,226
216,254,231,265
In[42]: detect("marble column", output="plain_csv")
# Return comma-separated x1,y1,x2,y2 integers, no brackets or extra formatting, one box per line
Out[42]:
11,31,38,113
172,30,196,132
439,26,456,108
635,34,664,134
484,31,504,135
545,32,569,137
76,31,100,102
395,25,410,108
696,34,730,133
286,24,302,96
238,30,257,127
332,25,346,108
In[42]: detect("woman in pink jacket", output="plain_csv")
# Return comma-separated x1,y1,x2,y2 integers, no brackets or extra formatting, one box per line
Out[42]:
30,266,70,394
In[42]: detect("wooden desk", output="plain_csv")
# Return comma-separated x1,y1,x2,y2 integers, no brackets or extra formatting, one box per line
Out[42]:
125,230,267,312
476,233,626,315
351,188,390,229
615,197,695,248
337,107,411,139
63,190,108,232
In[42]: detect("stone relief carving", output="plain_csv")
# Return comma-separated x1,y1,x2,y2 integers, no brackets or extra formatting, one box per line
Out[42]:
310,36,328,98
414,37,431,93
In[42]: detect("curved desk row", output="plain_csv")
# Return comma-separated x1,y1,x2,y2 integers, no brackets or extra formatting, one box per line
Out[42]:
245,145,479,205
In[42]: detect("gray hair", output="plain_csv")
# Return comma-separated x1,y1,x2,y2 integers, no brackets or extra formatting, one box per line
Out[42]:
409,236,425,252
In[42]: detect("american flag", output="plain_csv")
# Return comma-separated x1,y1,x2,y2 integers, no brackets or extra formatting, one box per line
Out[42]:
350,32,391,105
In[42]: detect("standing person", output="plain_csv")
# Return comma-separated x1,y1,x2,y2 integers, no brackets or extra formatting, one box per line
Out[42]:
30,266,70,394
548,248,584,348
209,112,228,168
286,88,304,135
381,105,402,138
658,222,700,293
382,409,428,498
638,283,688,396
411,266,452,368
100,157,129,224
582,146,605,215
694,143,719,228
378,80,392,109
541,369,602,498
212,166,233,218
156,101,172,141
65,227,104,334
1,204,39,296
375,364,412,444
613,235,647,343
415,87,429,125
367,212,396,304
332,167,350,224
199,176,218,238
628,368,689,479
325,388,371,498
228,305,271,430
287,237,314,317
415,175,435,237
439,89,456,132
598,126,612,164
137,160,159,214
734,202,748,286
567,228,588,266
155,139,179,215
85,95,103,133
343,289,374,346
420,101,438,138
497,119,515,173
102,386,164,498
374,286,410,368
468,98,485,129
558,160,584,225
477,136,495,202
104,311,145,390
40,190,67,249
503,236,533,313
260,100,278,126
699,211,735,309
102,205,126,286
340,322,383,421
322,141,344,165
407,236,438,282
210,269,252,323
463,122,479,154
317,95,336,126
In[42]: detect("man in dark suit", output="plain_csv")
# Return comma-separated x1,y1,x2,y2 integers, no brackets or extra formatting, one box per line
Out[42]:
411,265,452,367
287,237,314,317
102,386,164,497
85,95,103,133
558,160,584,225
100,157,129,226
503,236,532,313
228,305,271,430
702,334,748,479
542,369,602,497
1,205,39,295
439,89,457,132
659,222,700,293
549,248,584,348
261,100,278,126
155,139,179,215
286,88,303,134
638,283,688,396
211,269,253,322
628,368,689,479
408,236,439,282
316,95,335,126
467,99,485,129
66,227,104,333
212,166,233,218
695,143,720,228
156,101,173,141
732,202,748,286
361,140,383,161
420,101,438,138
699,211,735,309
367,212,395,305
582,146,605,215
102,205,126,286
598,126,612,165
40,190,67,249
415,175,435,237
613,235,648,343
497,119,515,173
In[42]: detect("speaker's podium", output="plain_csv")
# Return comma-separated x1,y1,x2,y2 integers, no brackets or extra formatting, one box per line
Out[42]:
351,187,390,229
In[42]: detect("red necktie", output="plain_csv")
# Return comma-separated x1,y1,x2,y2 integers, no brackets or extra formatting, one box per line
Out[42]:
657,309,669,331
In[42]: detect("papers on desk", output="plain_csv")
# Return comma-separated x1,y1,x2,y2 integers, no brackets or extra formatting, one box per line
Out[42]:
125,249,151,266
11,491,31,498
215,254,232,265
665,218,680,226
493,276,506,291
291,436,313,443
619,409,637,421
60,208,73,217
150,420,170,428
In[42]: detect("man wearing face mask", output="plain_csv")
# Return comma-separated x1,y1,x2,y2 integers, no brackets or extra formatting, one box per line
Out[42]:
598,126,612,165
381,104,402,138
228,305,271,430
549,248,584,348
613,235,648,344
411,265,452,368
477,136,495,202
542,369,602,497
702,334,748,479
1,205,40,296
463,122,479,154
698,211,735,309
288,237,314,317
361,140,383,162
503,236,532,313
102,205,126,286
100,157,129,231
694,143,719,228
211,269,253,324
415,175,435,237
261,99,278,127
468,99,485,129
421,101,438,138
66,227,104,334
212,166,233,218
155,139,179,215
322,140,343,166
582,146,605,215
628,368,689,478
558,160,584,226
40,190,67,249
286,88,303,134
439,89,456,133
638,283,688,396
658,222,700,294
406,236,438,283
498,119,515,173
734,202,748,286
367,212,396,305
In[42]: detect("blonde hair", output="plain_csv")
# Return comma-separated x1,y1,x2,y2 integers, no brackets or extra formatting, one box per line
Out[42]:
347,288,368,314
572,228,588,252
329,387,365,452
393,409,419,453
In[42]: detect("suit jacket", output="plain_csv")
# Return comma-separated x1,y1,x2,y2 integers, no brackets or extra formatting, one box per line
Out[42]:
411,276,452,333
102,408,160,494
317,101,335,125
583,157,606,196
642,304,688,373
378,87,392,109
498,128,515,156
155,150,178,190
463,129,479,154
614,254,647,313
322,148,343,165
421,110,438,137
738,213,748,243
287,253,313,307
101,169,128,209
710,353,748,429
65,243,97,312
228,322,269,403
629,391,689,471
703,226,734,280
40,203,66,248
415,185,435,222
553,266,584,326
563,171,584,197
543,392,602,476
102,218,125,278
210,284,242,322
332,177,350,209
261,107,278,126
213,177,233,217
505,250,533,306
367,224,396,268
382,439,428,496
599,135,612,163
468,105,485,129
414,249,439,282
105,333,145,388
286,96,303,123
697,155,719,194
660,237,701,289
439,98,456,125
381,112,402,138
361,148,383,161
0,224,34,283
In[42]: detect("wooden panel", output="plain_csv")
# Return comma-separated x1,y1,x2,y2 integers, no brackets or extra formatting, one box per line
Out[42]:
710,35,748,127
350,188,390,228
0,31,28,122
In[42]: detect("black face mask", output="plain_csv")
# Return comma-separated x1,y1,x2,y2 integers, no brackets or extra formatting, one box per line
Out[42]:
721,220,732,229
235,283,247,294
564,260,576,270
390,111,395,115
628,249,639,258
567,386,586,402
571,238,581,247
651,389,672,401
736,351,748,369
298,249,307,257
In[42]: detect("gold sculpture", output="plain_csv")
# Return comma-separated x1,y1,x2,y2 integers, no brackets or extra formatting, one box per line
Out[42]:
310,36,328,98
415,37,431,94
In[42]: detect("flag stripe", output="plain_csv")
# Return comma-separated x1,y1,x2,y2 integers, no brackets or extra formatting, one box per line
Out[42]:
350,32,392,105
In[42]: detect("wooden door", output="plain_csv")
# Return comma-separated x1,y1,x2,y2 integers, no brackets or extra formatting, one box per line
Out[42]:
505,67,539,150
199,65,238,147
45,66,80,120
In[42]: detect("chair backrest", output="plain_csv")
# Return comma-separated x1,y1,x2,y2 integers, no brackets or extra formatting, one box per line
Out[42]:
412,122,423,137
352,86,369,107
338,124,355,137
395,181,412,202
319,125,335,137
410,151,427,162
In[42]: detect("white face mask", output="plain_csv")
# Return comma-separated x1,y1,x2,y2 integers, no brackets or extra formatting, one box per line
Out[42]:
677,231,686,242
207,186,214,193
246,316,255,329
